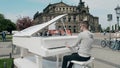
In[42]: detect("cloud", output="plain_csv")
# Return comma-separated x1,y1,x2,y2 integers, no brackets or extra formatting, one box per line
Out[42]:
84,0,119,9
4,11,34,23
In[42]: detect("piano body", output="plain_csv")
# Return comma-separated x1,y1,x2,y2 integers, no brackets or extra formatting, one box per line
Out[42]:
13,14,78,68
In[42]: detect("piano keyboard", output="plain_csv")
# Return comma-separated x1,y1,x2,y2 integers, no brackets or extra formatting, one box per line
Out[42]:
48,46,66,50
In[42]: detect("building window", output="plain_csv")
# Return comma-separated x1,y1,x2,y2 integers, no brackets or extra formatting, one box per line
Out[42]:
56,8,58,11
63,8,65,11
73,26,76,33
59,8,61,11
73,16,76,22
69,26,71,29
74,26,76,28
66,8,68,11
58,26,61,28
73,29,76,33
68,16,71,22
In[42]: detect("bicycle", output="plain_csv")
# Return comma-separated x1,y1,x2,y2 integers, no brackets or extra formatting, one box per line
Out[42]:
110,39,120,50
101,38,120,50
101,38,112,48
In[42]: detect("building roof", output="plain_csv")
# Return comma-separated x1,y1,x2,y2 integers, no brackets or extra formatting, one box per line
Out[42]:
43,1,76,12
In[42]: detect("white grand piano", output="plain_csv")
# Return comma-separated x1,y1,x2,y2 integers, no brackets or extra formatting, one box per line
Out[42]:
13,14,78,68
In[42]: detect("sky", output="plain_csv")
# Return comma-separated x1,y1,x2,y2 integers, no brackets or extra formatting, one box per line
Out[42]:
0,0,120,29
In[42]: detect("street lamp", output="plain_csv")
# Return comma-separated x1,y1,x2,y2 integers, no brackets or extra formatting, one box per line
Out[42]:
115,5,120,31
107,14,112,40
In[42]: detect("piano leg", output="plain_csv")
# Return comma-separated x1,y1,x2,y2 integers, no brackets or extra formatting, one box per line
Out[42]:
35,55,43,68
20,48,25,58
56,55,59,68
20,48,28,58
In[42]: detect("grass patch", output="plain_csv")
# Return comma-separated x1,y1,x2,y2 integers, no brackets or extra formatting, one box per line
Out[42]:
0,34,12,42
0,58,14,68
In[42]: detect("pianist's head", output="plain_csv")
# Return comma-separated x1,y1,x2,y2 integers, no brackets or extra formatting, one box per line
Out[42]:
80,21,89,32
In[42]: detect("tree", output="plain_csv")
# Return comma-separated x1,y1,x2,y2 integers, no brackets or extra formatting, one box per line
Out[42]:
0,13,16,34
105,27,110,32
16,17,33,30
0,14,4,20
0,19,16,34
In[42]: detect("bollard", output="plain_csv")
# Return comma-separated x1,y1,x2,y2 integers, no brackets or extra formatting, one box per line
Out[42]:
12,44,16,54
9,53,12,58
11,58,14,68
4,62,7,68
12,44,14,54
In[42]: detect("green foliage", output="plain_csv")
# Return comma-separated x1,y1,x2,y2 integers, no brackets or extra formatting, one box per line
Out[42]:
0,14,5,20
105,27,110,32
0,19,16,34
0,58,13,68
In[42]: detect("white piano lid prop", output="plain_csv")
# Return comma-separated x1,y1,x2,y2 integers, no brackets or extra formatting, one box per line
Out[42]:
13,14,67,37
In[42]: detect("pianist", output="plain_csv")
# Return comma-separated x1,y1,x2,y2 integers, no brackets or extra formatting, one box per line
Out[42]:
62,21,94,68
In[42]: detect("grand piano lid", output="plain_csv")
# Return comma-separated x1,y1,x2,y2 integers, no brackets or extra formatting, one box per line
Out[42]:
13,14,67,37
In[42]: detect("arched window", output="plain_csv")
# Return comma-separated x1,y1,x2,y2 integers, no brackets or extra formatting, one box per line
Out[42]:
68,16,71,22
69,26,71,29
74,26,76,28
58,26,61,28
73,16,76,22
59,8,61,11
73,26,76,33
66,8,68,10
63,8,65,11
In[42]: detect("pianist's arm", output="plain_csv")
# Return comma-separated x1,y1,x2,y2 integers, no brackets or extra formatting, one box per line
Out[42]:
67,33,82,52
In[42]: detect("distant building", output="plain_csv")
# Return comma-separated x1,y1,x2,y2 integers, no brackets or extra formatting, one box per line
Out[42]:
33,0,99,33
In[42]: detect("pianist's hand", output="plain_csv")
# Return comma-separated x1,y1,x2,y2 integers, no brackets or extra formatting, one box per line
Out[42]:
66,45,71,48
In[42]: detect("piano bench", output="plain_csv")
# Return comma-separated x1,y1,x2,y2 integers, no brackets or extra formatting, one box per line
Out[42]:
71,57,94,68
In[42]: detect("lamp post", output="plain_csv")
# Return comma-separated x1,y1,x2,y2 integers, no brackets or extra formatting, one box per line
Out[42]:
115,5,120,31
107,14,112,40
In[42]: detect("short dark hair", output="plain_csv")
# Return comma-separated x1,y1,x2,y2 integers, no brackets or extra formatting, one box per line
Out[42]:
80,21,89,29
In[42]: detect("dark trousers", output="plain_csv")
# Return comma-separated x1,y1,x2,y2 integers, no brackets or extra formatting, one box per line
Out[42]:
62,53,90,68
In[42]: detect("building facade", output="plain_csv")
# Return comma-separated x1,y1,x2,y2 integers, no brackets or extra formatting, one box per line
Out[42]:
33,0,99,33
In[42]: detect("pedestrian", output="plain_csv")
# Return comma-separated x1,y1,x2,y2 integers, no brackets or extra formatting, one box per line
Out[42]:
62,21,94,68
1,31,6,42
103,31,106,36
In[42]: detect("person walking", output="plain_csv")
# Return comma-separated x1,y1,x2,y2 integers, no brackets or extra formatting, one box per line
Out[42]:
1,31,6,42
62,21,94,68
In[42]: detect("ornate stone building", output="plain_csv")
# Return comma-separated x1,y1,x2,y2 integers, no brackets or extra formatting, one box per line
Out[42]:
33,0,99,33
